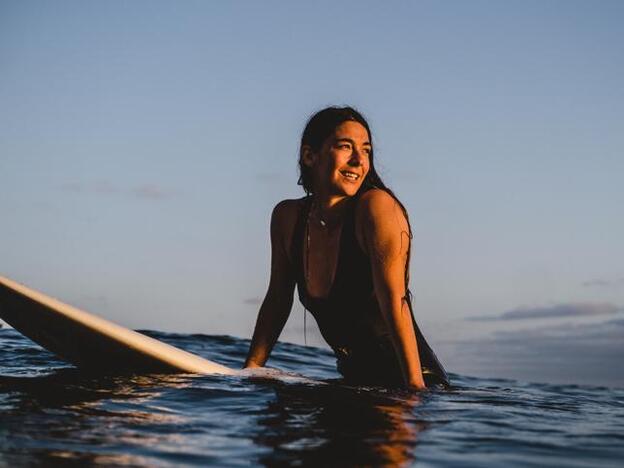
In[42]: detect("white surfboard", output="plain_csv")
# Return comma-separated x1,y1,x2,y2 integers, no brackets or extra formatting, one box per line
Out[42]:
0,275,236,376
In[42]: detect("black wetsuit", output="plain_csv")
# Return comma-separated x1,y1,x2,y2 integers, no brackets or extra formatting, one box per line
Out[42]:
291,195,450,388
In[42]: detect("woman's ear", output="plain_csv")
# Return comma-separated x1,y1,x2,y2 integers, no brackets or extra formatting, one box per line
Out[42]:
301,145,316,168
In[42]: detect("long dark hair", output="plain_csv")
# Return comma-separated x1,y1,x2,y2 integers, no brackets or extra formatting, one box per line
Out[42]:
297,106,414,288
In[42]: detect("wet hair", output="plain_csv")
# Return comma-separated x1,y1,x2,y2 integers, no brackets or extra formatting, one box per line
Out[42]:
297,106,414,290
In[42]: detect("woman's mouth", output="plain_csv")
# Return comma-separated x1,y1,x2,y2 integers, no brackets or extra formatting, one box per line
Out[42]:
340,170,360,181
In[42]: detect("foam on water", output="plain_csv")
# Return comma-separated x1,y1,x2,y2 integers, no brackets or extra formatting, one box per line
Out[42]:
1,328,622,467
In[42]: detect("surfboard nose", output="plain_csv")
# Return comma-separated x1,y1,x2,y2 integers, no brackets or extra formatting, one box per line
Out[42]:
0,275,237,376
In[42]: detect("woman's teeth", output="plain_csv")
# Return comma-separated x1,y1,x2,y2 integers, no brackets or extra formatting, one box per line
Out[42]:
341,171,359,180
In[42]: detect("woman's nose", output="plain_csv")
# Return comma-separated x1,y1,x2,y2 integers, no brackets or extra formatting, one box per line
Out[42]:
349,148,364,166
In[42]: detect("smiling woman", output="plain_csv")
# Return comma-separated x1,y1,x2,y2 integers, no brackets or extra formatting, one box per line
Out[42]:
245,106,449,389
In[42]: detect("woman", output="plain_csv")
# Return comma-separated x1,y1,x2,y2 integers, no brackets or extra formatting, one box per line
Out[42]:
245,106,448,389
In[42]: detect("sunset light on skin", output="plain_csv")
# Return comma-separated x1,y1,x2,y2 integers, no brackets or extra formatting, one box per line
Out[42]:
302,121,372,205
1,1,623,385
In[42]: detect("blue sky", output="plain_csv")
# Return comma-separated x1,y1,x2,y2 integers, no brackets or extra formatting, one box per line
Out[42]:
1,1,623,384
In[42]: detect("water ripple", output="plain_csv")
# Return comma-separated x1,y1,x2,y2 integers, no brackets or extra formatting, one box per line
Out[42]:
1,328,623,467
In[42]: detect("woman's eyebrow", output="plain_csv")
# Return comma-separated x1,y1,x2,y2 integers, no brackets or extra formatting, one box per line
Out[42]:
335,137,372,146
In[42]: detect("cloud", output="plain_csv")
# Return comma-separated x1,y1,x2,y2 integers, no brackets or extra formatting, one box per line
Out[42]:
582,277,624,288
60,181,172,200
93,181,118,194
60,182,84,193
131,184,171,200
448,318,624,387
501,303,620,320
470,302,622,321
60,181,118,194
243,297,262,305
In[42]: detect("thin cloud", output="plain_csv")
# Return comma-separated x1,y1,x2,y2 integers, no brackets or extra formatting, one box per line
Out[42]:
59,182,84,193
450,318,624,387
60,181,119,194
582,277,624,288
60,181,171,200
93,181,118,194
470,302,622,321
243,297,262,306
131,184,171,200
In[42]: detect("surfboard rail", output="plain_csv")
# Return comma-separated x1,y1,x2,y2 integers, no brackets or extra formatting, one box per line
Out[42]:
0,275,236,376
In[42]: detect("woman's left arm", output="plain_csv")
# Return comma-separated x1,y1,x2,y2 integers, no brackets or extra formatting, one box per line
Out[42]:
357,189,426,390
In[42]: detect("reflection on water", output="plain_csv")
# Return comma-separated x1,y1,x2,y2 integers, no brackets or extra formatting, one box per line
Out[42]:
1,328,623,467
0,367,429,467
0,371,195,466
256,384,427,467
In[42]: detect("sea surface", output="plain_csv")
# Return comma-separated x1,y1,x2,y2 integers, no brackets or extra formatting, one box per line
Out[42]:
1,328,623,467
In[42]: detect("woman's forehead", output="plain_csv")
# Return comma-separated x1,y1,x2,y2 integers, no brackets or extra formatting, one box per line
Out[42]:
333,121,371,143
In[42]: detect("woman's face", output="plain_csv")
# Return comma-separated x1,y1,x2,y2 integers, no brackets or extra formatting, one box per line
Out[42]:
305,121,371,198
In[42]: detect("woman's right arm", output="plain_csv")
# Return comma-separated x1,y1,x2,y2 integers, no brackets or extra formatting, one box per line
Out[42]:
244,201,296,368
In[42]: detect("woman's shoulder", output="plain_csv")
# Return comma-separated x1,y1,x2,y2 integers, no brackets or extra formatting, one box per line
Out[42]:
271,198,308,260
272,197,307,219
356,188,403,219
354,189,409,250
271,197,308,232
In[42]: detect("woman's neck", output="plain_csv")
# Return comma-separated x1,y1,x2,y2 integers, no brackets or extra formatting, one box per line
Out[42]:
311,194,351,228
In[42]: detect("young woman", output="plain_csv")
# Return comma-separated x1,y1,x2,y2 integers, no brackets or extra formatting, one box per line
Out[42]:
245,107,448,389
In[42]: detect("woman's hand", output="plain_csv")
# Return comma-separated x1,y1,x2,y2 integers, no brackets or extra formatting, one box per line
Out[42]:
357,189,426,389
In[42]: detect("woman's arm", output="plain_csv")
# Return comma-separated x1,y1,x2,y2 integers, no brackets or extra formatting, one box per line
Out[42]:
357,190,426,389
244,201,297,368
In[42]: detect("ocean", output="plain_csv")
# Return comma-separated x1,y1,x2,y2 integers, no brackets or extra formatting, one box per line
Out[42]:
1,328,622,467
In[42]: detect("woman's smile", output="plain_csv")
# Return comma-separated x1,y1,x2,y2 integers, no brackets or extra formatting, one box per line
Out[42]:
313,120,371,198
339,170,361,181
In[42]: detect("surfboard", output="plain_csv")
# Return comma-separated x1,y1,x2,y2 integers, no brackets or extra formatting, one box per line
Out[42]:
0,275,236,376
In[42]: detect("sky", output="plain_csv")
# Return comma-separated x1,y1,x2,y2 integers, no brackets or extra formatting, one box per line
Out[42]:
1,1,623,386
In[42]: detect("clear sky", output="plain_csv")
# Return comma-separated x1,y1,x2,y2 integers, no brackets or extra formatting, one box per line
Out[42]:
1,1,623,384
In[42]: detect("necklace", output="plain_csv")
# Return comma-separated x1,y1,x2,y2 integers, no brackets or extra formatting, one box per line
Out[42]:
310,200,327,227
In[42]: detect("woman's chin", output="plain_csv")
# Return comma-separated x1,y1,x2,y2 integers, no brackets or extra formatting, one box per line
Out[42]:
332,181,362,197
331,188,359,198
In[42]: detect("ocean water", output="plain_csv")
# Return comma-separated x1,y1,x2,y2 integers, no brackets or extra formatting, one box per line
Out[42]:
1,328,622,467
